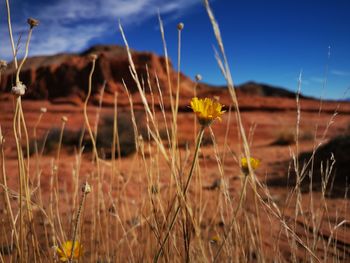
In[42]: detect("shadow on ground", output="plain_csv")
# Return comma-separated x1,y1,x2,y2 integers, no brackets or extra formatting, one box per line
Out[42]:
267,135,350,198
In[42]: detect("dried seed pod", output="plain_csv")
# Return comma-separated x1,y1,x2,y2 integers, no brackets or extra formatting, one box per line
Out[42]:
11,82,26,96
27,18,39,28
61,116,68,122
82,182,91,194
89,53,98,61
195,74,202,82
177,22,184,30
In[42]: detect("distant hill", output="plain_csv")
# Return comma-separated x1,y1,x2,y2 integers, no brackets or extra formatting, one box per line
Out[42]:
236,81,311,99
0,45,309,102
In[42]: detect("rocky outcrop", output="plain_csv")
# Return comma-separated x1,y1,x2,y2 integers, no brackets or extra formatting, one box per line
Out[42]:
0,45,196,101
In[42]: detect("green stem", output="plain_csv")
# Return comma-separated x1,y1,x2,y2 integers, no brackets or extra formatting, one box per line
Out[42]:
153,126,205,263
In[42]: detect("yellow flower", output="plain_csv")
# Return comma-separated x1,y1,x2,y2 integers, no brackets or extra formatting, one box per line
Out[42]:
56,241,83,262
210,235,221,244
190,97,225,126
241,157,260,174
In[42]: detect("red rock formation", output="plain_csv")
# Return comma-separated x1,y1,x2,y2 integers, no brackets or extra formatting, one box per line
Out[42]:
0,45,198,102
0,44,320,107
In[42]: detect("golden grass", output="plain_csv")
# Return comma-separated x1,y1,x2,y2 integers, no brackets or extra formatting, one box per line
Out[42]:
0,1,349,262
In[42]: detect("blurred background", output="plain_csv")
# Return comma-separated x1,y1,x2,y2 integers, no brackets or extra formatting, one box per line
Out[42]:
1,0,350,99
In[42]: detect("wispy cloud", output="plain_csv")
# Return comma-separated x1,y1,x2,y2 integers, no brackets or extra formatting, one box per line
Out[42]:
309,77,325,83
331,69,350,76
0,0,201,60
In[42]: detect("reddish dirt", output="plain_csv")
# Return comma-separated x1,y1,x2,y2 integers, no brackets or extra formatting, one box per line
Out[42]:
0,93,349,261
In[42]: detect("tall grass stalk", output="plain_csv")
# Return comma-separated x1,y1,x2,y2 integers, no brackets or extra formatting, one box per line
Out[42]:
153,126,205,262
1,1,349,262
203,1,267,260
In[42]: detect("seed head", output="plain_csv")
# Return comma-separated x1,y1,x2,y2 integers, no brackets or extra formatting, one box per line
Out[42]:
82,182,91,194
27,18,39,28
40,107,47,113
195,74,202,82
177,22,184,31
61,116,68,122
11,82,26,96
89,53,98,61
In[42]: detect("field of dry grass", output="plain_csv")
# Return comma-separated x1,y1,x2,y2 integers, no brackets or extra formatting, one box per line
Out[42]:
1,0,350,262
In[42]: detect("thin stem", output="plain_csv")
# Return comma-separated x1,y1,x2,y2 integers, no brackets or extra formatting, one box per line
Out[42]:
183,127,205,195
83,57,100,171
16,28,33,85
33,112,44,177
213,174,249,262
69,190,88,262
5,0,18,68
12,98,23,261
56,120,66,165
0,127,20,260
153,126,205,262
174,26,182,135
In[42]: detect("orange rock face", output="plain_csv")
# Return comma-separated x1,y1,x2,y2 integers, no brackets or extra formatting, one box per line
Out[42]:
0,45,198,102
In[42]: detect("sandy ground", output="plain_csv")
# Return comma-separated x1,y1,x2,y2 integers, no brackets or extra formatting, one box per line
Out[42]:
0,95,350,261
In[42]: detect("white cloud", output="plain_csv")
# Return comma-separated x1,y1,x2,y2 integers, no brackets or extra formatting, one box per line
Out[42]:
331,69,350,77
310,77,325,83
0,0,201,60
29,23,109,56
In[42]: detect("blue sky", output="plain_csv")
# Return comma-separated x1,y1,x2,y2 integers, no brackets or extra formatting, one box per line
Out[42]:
1,0,350,99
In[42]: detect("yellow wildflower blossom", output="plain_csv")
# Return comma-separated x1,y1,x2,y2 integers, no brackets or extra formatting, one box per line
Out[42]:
190,97,225,126
210,235,221,244
56,241,83,262
241,157,260,174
